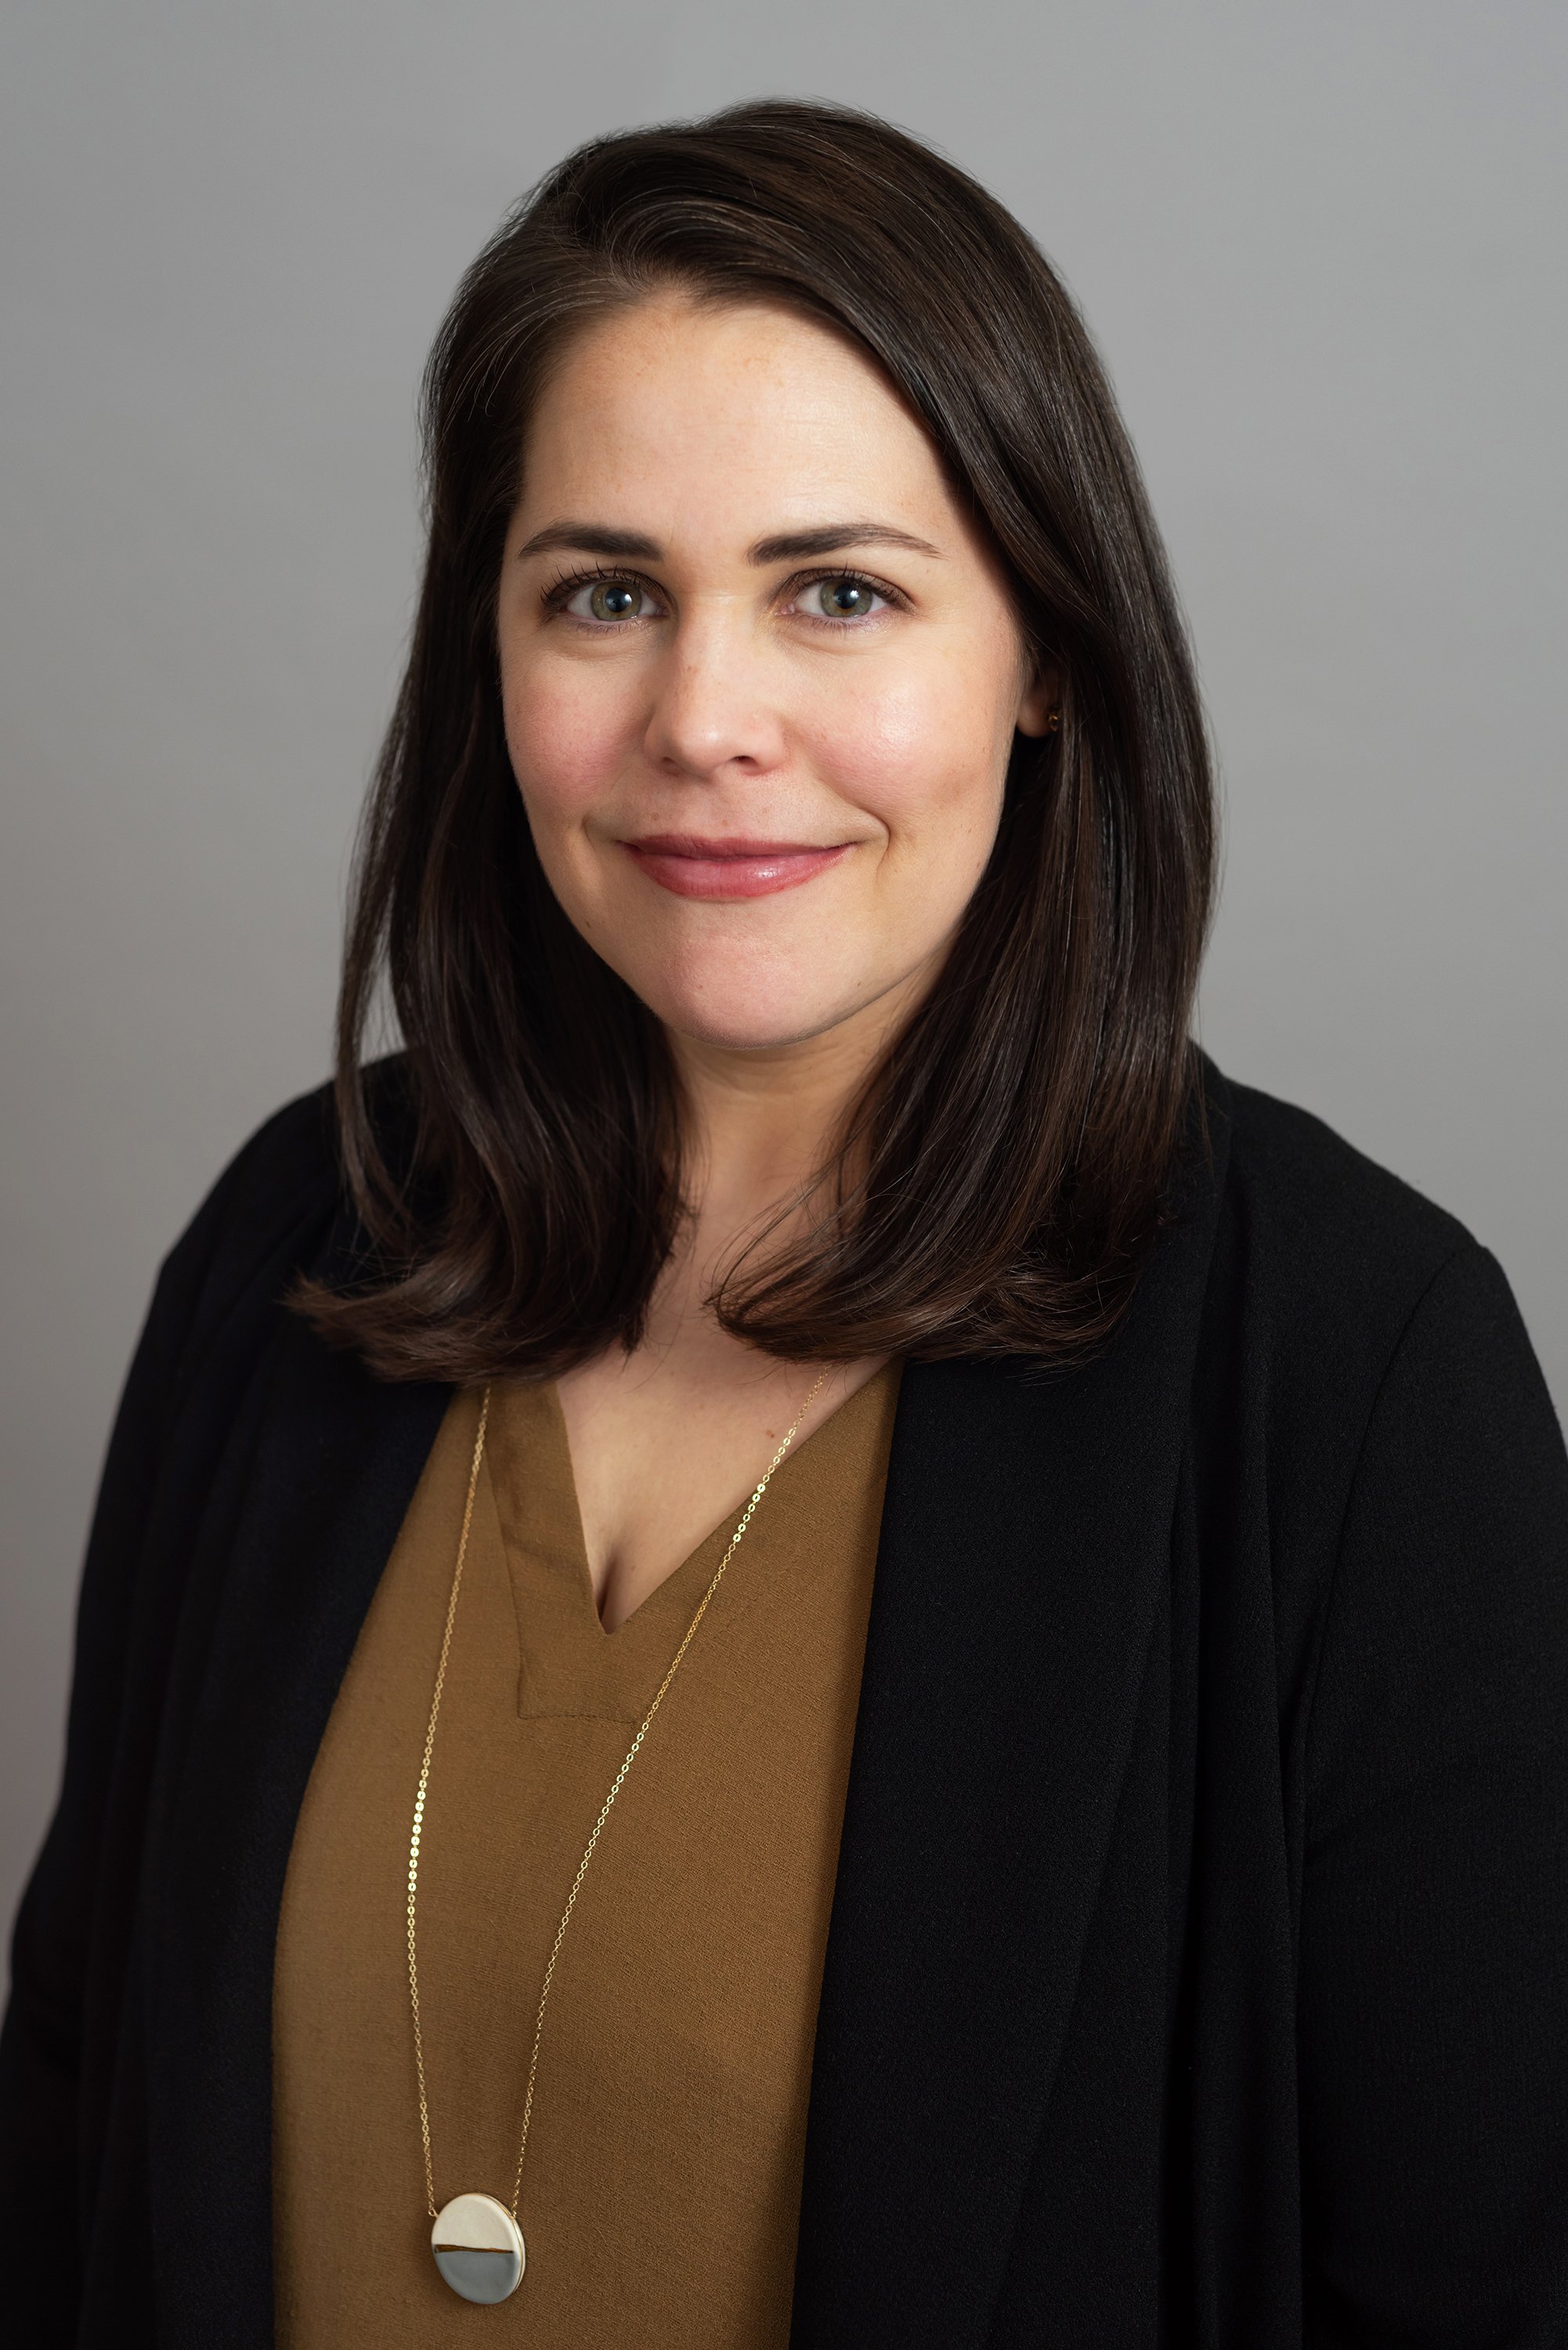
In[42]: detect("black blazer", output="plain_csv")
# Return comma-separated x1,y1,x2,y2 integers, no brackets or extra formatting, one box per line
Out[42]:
4,1057,1567,2348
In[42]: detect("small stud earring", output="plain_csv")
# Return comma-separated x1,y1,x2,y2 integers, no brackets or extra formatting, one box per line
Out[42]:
1045,710,1061,733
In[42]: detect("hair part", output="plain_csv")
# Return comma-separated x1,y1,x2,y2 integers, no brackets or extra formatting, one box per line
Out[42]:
296,97,1216,1379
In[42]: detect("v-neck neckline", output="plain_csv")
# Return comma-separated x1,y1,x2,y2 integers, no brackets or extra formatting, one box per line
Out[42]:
490,1375,752,1643
481,1366,901,1719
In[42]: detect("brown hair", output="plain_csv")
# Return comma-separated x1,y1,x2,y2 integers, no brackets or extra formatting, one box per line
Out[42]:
298,98,1216,1379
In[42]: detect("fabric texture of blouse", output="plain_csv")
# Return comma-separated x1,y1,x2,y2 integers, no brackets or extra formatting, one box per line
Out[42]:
272,1361,901,2349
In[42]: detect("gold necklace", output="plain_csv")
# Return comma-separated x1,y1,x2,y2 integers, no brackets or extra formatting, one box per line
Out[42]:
406,1365,831,2305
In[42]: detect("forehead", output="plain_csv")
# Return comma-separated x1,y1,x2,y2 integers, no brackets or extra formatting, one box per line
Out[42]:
516,292,954,537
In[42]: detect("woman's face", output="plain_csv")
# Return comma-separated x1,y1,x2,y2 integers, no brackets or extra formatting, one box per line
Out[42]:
497,291,1050,1054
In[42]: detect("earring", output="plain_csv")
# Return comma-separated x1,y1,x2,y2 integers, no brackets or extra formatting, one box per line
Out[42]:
1045,710,1061,733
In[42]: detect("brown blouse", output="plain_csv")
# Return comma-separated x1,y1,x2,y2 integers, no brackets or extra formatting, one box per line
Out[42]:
272,1362,901,2348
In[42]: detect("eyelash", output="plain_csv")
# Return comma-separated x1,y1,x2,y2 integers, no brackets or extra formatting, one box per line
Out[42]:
539,562,907,631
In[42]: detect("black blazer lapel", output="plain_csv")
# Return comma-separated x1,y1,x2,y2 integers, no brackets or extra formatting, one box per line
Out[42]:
793,1078,1231,2348
144,1227,449,2348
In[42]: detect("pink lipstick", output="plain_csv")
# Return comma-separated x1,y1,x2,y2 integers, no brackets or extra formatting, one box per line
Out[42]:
622,833,851,900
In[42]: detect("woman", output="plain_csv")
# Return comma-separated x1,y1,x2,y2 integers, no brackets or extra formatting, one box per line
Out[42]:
3,98,1566,2350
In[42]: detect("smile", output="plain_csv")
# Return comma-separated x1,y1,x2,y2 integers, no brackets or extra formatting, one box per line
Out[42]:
621,835,852,900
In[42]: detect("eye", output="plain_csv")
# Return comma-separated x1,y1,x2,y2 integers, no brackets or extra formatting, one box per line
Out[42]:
558,574,662,625
789,572,896,625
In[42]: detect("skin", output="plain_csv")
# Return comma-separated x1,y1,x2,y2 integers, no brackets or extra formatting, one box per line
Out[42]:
497,291,1052,1631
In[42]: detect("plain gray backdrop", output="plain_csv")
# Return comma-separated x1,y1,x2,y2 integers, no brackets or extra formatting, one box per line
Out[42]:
2,1,1564,1941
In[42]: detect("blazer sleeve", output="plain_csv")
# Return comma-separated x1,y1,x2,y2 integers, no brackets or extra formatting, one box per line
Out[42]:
1299,1240,1568,2347
0,1162,258,2340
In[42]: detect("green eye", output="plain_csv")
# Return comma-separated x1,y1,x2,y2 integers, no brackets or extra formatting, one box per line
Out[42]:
817,578,878,619
587,579,643,622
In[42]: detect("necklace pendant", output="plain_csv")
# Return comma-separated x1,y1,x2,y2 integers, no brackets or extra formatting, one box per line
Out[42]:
432,2192,526,2303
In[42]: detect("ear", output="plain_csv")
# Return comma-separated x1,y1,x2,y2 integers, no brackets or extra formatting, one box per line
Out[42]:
1015,661,1060,739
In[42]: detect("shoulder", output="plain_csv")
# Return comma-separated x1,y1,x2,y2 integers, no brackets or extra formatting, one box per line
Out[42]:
1224,1066,1557,1448
1212,1066,1472,1302
1193,1057,1560,1538
150,1056,414,1372
1194,1056,1563,1615
1190,1068,1566,1812
1199,1061,1504,1391
1220,1072,1548,1435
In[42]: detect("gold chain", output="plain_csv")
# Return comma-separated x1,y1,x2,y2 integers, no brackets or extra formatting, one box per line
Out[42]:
406,1365,831,2223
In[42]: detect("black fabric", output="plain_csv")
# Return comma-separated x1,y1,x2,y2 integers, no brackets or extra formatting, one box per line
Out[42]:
3,1057,1566,2348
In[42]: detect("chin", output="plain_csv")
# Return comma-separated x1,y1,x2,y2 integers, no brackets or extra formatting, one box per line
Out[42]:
634,948,860,1054
656,989,847,1054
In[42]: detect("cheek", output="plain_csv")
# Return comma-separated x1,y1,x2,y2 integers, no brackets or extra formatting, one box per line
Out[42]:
500,656,637,827
804,645,1016,848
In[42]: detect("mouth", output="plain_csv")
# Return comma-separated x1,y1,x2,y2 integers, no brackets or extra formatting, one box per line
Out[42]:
620,833,853,901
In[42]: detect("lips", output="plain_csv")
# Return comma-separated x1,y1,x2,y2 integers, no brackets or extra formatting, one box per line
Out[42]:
621,833,851,900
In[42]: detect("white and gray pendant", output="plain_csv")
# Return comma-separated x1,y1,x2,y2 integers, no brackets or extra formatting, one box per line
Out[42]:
431,2192,526,2303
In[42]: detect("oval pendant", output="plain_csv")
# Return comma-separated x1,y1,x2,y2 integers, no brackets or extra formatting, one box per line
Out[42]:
431,2192,526,2304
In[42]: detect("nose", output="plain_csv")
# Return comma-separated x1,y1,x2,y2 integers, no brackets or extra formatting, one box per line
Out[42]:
640,604,788,781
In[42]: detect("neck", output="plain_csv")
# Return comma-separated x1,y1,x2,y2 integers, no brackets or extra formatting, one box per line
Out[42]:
667,974,923,1242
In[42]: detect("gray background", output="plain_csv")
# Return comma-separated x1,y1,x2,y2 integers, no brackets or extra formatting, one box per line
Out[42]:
2,1,1564,1937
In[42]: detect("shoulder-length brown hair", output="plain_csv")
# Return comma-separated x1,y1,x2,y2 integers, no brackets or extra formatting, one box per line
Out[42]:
299,99,1215,1381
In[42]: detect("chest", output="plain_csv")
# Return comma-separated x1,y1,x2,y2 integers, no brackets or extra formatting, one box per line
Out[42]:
271,1375,897,2347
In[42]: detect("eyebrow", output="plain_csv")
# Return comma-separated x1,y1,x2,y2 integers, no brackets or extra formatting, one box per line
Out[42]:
747,522,941,563
515,519,942,564
515,523,663,561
